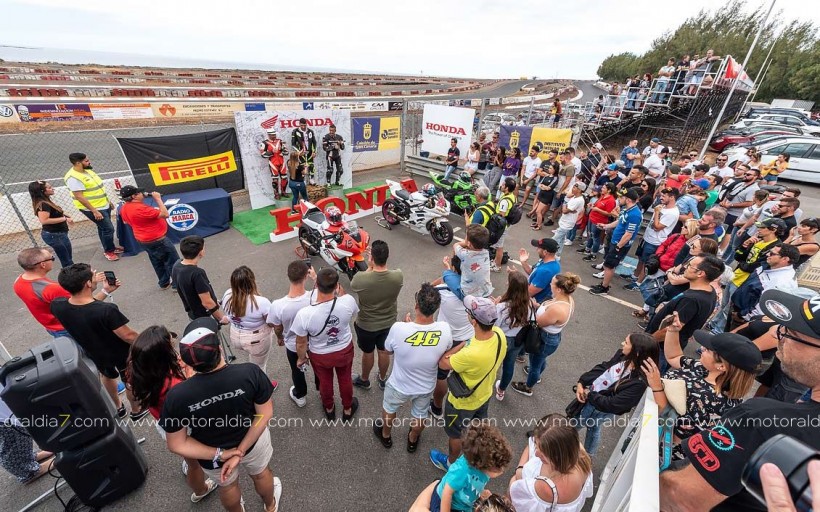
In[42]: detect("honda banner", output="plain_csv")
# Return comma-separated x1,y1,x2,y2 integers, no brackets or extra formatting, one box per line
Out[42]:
234,110,352,209
116,128,244,194
421,104,475,159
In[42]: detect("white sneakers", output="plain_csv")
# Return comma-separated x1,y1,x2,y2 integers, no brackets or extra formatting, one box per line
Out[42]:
593,270,605,279
563,240,573,246
289,386,306,408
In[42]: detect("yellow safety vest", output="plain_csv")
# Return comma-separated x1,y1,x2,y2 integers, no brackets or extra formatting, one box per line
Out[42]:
64,168,109,211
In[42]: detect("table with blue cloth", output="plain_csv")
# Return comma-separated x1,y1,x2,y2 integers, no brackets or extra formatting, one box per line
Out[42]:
116,188,233,256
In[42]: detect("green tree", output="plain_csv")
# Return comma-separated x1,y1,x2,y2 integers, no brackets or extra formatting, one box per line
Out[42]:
597,52,640,81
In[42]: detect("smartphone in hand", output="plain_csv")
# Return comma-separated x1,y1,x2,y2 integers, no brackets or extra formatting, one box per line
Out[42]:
103,271,117,286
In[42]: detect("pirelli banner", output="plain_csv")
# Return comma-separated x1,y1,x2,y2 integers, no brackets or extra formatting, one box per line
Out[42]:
116,128,244,194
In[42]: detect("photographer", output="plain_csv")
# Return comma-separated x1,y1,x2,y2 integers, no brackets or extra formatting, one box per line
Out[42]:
660,289,820,512
322,124,345,186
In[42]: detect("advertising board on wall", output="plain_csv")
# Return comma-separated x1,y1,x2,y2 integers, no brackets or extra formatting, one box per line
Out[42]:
0,104,19,123
16,104,93,122
150,102,244,118
89,103,154,120
498,125,573,159
421,104,475,158
352,117,401,152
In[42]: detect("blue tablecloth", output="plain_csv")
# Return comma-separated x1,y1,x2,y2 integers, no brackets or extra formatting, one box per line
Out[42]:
116,188,233,256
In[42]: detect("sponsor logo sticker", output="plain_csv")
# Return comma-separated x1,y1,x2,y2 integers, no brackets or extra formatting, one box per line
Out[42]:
167,204,199,231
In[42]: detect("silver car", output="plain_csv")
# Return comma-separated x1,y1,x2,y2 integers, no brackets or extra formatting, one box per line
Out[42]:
724,136,820,184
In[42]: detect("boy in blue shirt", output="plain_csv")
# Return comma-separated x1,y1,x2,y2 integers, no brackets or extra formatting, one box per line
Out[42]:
590,188,642,296
429,424,512,512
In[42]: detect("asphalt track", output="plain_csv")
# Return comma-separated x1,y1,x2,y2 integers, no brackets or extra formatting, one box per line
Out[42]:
0,166,654,512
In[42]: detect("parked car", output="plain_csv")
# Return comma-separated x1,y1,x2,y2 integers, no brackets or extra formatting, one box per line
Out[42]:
709,128,805,152
731,114,820,134
745,107,818,124
723,136,820,184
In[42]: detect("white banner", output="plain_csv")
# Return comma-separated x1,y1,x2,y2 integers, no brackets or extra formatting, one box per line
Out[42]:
234,110,352,210
313,101,389,112
421,104,475,158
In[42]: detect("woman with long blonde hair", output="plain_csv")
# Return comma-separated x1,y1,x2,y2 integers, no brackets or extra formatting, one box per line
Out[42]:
220,266,276,381
287,152,308,214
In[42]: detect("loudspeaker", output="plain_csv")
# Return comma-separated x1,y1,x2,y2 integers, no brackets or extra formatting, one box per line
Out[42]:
0,337,116,452
54,422,148,507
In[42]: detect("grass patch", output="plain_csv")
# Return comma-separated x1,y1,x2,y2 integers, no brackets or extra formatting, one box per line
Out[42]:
231,180,387,245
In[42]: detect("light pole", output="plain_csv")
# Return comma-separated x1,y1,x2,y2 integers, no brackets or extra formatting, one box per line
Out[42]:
699,0,777,160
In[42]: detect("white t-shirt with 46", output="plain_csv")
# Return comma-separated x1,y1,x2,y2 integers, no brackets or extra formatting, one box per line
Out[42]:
384,321,453,395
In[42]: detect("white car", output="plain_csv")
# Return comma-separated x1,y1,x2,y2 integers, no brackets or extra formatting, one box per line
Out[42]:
724,136,820,184
731,115,820,135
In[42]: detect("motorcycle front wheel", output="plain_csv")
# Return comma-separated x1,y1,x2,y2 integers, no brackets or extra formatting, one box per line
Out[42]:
381,199,402,225
429,221,454,246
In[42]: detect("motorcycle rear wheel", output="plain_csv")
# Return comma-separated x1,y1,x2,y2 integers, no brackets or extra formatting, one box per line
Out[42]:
381,199,401,225
430,221,454,246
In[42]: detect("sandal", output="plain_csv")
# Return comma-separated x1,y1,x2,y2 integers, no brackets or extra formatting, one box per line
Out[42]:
632,309,648,318
531,225,541,231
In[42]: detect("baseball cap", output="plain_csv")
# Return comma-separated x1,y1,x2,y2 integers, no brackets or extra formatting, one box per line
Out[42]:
760,289,820,340
755,217,787,234
463,295,498,325
119,185,145,200
692,330,762,373
593,143,604,150
615,159,626,168
531,238,559,253
179,317,222,372
691,178,710,190
607,163,619,172
574,181,588,192
651,137,662,143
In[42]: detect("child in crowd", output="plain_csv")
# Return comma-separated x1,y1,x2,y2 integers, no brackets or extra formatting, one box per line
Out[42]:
433,224,493,300
431,424,512,512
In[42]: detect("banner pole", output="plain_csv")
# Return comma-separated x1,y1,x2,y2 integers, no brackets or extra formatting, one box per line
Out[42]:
527,96,534,125
477,100,485,140
400,99,407,175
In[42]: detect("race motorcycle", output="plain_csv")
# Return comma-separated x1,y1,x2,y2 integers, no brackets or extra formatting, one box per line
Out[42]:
380,180,454,246
428,171,478,215
297,200,370,280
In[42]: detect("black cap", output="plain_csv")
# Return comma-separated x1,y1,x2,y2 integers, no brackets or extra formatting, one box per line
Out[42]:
119,185,145,200
531,238,559,253
692,330,762,373
760,289,820,340
179,317,222,372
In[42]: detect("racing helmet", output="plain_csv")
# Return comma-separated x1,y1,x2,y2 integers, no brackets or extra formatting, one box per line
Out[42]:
421,183,438,196
458,172,472,183
266,129,277,137
325,206,343,227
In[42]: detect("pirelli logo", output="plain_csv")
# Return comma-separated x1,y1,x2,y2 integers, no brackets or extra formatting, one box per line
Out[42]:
148,151,238,185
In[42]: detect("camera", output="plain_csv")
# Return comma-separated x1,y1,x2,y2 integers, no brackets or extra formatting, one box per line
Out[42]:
742,434,817,511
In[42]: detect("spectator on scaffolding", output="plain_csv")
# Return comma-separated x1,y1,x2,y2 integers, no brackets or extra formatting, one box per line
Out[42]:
672,55,691,95
686,49,722,95
651,58,677,103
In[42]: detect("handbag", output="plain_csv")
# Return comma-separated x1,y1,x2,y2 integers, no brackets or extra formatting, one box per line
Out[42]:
447,333,502,399
565,397,585,418
514,305,539,351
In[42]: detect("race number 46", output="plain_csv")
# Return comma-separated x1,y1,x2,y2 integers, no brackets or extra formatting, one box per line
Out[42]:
404,331,443,347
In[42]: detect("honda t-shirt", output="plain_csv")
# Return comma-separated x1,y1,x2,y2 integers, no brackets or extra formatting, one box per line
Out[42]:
160,363,273,470
267,290,314,352
291,294,359,354
384,321,453,395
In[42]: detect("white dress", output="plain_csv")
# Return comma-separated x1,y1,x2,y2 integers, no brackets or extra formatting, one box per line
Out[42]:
509,440,594,512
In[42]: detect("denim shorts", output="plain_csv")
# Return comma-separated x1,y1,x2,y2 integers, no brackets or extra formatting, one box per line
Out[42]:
382,381,432,419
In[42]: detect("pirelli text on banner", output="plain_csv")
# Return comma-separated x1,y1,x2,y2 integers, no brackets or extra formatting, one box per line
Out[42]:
148,151,238,186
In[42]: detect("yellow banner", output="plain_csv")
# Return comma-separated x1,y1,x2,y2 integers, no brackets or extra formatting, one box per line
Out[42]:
530,127,572,159
378,116,401,151
148,151,238,185
150,103,243,118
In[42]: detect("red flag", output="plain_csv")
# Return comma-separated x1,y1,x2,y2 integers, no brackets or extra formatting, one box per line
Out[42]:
725,56,742,79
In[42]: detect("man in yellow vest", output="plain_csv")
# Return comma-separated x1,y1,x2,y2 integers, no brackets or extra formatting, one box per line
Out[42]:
64,153,122,261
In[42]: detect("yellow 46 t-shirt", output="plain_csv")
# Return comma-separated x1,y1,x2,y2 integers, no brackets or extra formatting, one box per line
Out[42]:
447,326,507,411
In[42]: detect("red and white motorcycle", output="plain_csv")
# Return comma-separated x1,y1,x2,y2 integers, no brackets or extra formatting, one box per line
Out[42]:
297,201,370,280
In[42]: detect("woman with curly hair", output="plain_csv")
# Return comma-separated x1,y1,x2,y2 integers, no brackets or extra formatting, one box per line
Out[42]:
493,271,533,401
127,325,217,503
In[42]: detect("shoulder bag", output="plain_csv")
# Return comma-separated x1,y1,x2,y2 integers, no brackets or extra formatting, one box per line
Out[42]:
447,332,502,399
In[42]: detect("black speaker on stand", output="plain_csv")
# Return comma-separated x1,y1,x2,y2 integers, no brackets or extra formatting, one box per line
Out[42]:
0,337,147,508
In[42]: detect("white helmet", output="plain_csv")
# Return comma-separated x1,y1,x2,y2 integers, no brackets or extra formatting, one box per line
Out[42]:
266,129,277,136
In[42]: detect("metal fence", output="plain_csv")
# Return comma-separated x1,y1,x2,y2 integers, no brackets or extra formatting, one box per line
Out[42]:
0,123,230,254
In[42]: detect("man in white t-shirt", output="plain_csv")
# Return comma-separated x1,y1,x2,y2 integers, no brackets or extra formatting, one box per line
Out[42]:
569,147,583,178
429,287,475,419
633,187,681,284
642,137,665,157
644,147,668,179
268,260,316,408
520,145,542,208
373,283,453,451
553,181,586,257
708,154,733,178
293,268,359,422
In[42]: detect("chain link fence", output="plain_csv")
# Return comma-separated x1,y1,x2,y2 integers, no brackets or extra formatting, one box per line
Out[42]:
0,123,231,254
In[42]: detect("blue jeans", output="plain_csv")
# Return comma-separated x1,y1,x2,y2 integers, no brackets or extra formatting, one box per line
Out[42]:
498,336,522,391
442,270,464,301
41,230,73,267
567,226,578,242
526,331,561,388
289,180,308,208
443,165,457,181
585,222,604,253
708,281,737,334
141,237,180,288
80,208,116,253
47,329,72,338
553,227,570,257
575,402,615,455
722,226,740,264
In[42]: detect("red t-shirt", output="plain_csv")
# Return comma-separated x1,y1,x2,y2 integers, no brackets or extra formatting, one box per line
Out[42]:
13,275,71,331
666,175,690,190
149,374,185,420
590,195,616,224
120,201,167,242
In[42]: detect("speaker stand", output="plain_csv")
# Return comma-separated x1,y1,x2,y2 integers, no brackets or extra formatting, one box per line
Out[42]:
17,437,145,512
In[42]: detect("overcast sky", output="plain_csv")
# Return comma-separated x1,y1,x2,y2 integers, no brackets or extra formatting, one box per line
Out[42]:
2,0,816,79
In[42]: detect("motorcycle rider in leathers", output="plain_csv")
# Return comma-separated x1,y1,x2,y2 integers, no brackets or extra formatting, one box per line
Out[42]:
322,124,345,187
259,129,289,199
291,118,317,185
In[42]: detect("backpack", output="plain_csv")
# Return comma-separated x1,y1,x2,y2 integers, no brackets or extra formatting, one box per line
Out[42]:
478,204,507,245
506,204,523,225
